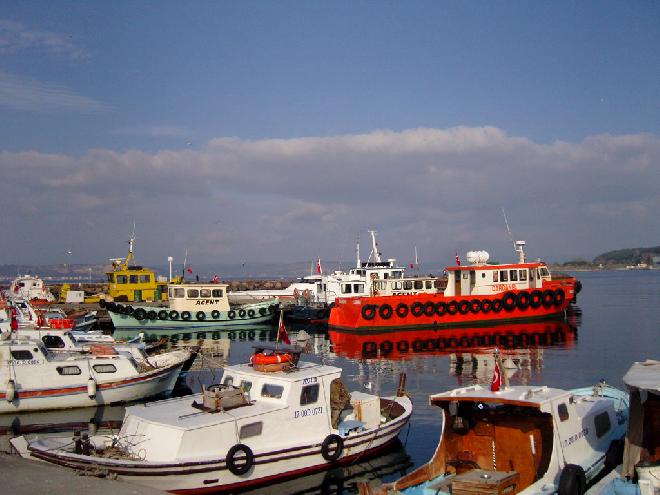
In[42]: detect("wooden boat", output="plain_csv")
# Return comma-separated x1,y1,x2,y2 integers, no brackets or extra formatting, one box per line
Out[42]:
591,360,659,495
105,282,277,329
329,241,580,330
19,344,413,493
0,338,191,413
359,359,628,495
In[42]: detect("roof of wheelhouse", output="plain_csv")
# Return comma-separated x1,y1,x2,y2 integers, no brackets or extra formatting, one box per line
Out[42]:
429,384,572,409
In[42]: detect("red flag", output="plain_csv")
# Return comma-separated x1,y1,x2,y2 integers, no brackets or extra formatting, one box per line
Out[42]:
186,266,193,274
410,263,414,268
491,360,501,391
455,252,461,266
316,257,322,274
277,312,290,345
213,274,219,284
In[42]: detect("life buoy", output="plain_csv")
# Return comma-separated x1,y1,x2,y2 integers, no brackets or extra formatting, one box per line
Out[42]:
446,301,458,315
247,309,256,318
196,311,206,321
133,308,147,321
541,290,554,308
158,310,168,320
211,310,221,319
458,300,470,315
423,301,435,317
553,288,566,306
169,310,179,320
410,302,424,317
226,443,254,476
238,309,247,318
557,464,586,495
481,299,492,313
146,310,157,321
379,304,393,320
502,292,517,311
396,340,409,353
181,311,192,321
379,340,393,354
321,434,344,462
530,290,543,308
435,301,447,316
250,352,292,365
361,305,377,320
228,310,236,319
517,291,531,310
395,303,409,318
491,299,503,313
469,299,482,314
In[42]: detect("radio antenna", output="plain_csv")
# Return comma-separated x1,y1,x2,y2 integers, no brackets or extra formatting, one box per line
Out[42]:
501,207,515,249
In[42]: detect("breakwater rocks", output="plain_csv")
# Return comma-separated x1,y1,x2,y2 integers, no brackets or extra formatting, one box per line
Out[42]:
225,279,295,292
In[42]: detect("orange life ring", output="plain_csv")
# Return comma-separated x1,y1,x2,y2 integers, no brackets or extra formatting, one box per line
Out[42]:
250,352,292,366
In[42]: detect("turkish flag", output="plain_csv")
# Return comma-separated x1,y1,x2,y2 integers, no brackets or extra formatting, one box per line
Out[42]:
491,360,502,392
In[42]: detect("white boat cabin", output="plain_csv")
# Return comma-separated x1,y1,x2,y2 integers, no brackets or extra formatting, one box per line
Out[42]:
372,276,444,297
167,283,230,312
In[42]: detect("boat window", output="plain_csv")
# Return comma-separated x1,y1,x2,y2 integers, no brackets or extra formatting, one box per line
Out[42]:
139,275,151,283
240,380,252,393
481,272,486,278
341,284,352,294
519,270,527,281
239,422,263,440
540,267,550,277
462,272,469,279
434,280,443,289
129,275,138,284
558,403,569,421
493,271,499,282
223,375,234,386
510,270,518,282
42,335,66,349
172,288,185,298
403,281,413,290
10,350,33,360
300,384,320,405
594,411,611,438
116,275,127,284
187,289,199,298
383,273,389,279
212,289,223,298
499,270,508,282
354,284,364,294
392,281,402,290
261,383,284,399
57,365,81,375
200,289,211,298
93,364,117,373
425,281,433,289
530,269,535,280
414,280,424,290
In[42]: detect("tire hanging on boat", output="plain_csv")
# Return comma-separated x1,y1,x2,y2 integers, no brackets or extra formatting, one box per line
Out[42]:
502,292,517,311
379,340,393,354
557,464,586,495
446,301,458,315
362,341,377,358
146,310,157,321
247,309,256,318
396,340,409,353
458,300,470,315
469,299,482,314
553,288,566,306
395,303,409,318
541,290,555,308
195,311,206,321
410,302,424,317
379,304,393,320
133,308,147,321
211,310,221,320
530,290,543,308
181,311,191,321
423,301,435,317
226,443,254,476
321,434,344,462
361,305,377,320
258,307,267,316
158,310,168,320
98,299,107,309
517,291,531,310
169,310,179,320
435,301,447,316
228,310,236,319
238,309,247,318
481,299,492,313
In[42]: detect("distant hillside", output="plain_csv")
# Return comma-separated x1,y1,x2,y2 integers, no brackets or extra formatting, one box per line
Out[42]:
593,246,660,265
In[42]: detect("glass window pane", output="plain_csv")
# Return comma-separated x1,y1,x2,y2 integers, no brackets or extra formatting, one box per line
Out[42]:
510,270,518,282
300,384,319,405
261,383,284,399
200,289,211,298
187,289,199,298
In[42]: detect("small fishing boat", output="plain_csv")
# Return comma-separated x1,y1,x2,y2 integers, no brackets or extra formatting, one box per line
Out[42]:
3,274,55,305
104,281,277,329
359,355,628,495
0,338,192,413
591,359,659,495
329,241,581,330
19,344,413,493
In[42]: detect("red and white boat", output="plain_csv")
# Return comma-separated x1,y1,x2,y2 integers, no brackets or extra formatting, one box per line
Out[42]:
329,241,580,330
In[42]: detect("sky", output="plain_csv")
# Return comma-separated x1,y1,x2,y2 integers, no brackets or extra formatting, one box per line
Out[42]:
1,1,659,268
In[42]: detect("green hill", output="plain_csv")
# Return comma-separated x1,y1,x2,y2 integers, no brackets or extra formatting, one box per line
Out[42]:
593,246,660,265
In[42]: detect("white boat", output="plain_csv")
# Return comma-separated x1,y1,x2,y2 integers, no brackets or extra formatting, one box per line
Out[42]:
0,337,191,412
19,344,413,493
3,274,55,303
360,359,628,495
590,359,659,495
105,281,277,329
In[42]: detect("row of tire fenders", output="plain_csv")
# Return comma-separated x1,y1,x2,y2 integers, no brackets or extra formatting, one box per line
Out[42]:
360,288,567,321
100,300,277,322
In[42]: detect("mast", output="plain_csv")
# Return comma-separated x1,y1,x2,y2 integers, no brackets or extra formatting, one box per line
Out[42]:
356,232,360,268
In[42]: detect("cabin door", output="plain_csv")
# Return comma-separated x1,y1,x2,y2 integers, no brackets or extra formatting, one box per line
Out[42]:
454,273,461,297
133,289,142,302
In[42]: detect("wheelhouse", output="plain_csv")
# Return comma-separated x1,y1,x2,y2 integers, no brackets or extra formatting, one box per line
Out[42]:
444,262,552,297
167,283,230,312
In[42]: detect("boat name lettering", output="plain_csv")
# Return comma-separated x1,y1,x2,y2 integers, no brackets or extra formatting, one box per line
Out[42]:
492,284,517,292
562,427,589,448
294,406,323,419
195,299,221,306
10,359,44,366
302,377,317,385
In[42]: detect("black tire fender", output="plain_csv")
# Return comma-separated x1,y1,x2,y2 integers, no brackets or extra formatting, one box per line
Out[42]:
502,292,517,311
558,464,586,495
181,311,191,321
361,304,377,320
458,300,470,315
321,434,344,462
410,301,425,317
517,291,531,310
226,443,254,476
469,299,482,314
530,289,543,308
211,310,221,319
238,309,247,318
196,311,206,321
158,310,168,320
435,301,447,316
228,310,236,319
169,310,179,320
554,288,566,306
247,309,255,318
423,301,435,317
379,304,393,320
133,308,146,321
395,303,409,318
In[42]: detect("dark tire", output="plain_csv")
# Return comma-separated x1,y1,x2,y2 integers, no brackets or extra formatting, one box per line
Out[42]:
469,299,482,314
133,308,146,321
115,303,125,314
481,299,492,313
410,301,424,317
361,305,376,320
558,464,586,495
98,299,107,309
321,434,344,462
228,310,236,319
554,288,566,306
502,292,517,311
169,310,179,320
247,309,255,318
124,305,134,315
395,303,409,318
226,443,254,476
181,311,191,321
258,307,267,316
435,301,447,316
542,289,555,308
517,291,531,310
379,304,393,320
446,301,458,315
238,309,247,318
146,310,157,321
423,301,435,317
530,290,543,308
196,311,206,321
458,300,470,315
211,310,221,319
158,310,168,320
362,341,377,358
491,299,503,313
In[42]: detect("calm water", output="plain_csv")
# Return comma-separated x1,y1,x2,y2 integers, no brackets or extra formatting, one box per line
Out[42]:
2,270,658,493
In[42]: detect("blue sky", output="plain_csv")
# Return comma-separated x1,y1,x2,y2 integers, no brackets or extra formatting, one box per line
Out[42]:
1,2,659,266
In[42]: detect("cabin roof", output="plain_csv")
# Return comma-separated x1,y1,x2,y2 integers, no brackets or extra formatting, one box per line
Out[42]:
168,282,229,289
623,359,660,394
226,360,342,382
429,384,571,408
445,262,546,272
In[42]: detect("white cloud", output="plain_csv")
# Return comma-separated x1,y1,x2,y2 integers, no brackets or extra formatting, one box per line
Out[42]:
0,19,87,59
0,127,658,264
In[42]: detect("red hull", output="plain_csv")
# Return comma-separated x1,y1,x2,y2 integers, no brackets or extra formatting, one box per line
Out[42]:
328,280,576,330
329,319,576,361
